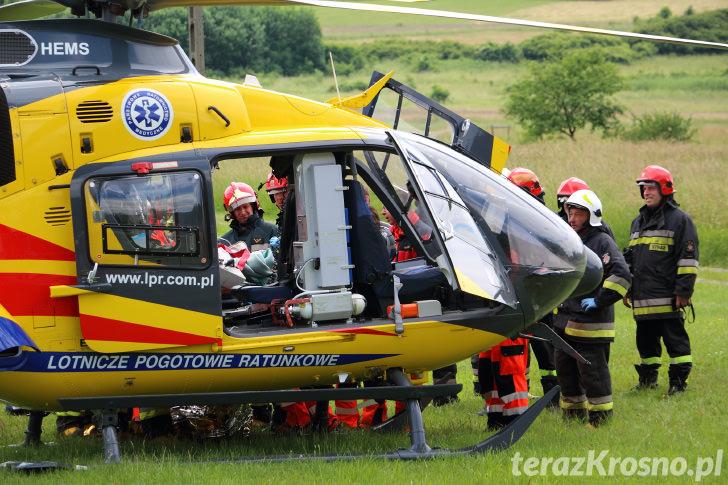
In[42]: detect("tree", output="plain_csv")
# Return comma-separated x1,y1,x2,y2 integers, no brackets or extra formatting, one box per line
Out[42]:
504,49,624,140
141,6,324,77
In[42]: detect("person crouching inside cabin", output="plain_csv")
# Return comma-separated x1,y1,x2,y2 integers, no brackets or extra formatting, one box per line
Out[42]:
219,182,278,252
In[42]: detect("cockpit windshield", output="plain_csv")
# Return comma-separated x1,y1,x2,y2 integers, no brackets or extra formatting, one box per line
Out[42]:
393,133,585,274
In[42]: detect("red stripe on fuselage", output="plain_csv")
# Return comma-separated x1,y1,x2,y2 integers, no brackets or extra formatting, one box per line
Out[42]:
80,314,219,346
0,273,79,317
0,224,75,261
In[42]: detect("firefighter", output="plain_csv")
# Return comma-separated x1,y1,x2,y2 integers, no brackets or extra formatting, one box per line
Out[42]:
264,172,289,227
505,168,558,409
478,338,530,430
555,190,631,427
556,177,615,239
381,205,419,262
507,167,545,203
556,177,590,222
623,165,698,396
265,172,288,211
219,181,279,251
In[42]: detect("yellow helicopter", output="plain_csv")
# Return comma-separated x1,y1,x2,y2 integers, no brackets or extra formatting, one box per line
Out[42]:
1,0,725,466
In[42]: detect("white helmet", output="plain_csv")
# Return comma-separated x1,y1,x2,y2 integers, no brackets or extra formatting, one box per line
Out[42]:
565,189,602,227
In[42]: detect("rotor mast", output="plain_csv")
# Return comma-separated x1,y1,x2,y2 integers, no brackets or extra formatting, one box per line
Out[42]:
188,6,205,74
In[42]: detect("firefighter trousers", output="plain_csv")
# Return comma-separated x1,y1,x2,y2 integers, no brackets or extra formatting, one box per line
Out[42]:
554,340,612,414
635,316,691,369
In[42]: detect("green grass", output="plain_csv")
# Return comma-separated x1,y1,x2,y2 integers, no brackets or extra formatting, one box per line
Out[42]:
1,279,725,482
700,268,728,283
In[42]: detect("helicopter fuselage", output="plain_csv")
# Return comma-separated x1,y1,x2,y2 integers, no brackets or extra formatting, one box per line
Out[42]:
0,18,598,412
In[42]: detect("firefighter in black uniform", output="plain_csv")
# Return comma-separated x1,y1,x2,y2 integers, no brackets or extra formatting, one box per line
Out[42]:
623,165,698,396
555,189,631,427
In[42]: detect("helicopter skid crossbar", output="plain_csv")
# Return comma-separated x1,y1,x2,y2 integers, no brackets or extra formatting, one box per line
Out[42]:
57,382,462,411
11,381,558,469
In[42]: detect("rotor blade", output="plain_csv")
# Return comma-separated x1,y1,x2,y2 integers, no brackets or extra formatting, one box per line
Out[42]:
284,0,728,51
0,0,66,21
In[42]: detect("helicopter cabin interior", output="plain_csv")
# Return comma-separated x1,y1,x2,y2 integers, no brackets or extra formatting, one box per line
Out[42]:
213,147,474,334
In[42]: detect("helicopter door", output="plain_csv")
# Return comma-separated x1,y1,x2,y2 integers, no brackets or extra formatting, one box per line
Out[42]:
64,161,221,353
363,71,510,174
390,133,516,307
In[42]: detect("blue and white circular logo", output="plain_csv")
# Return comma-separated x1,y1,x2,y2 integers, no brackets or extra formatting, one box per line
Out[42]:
122,89,174,141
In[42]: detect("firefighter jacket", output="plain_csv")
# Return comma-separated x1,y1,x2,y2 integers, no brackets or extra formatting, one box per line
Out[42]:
624,198,698,321
555,225,631,343
219,213,279,251
390,224,419,262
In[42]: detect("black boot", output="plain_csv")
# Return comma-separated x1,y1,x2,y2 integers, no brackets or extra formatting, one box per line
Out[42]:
562,408,588,422
22,411,45,446
432,366,459,407
540,375,560,410
270,404,287,431
486,412,506,431
587,409,613,428
141,413,174,439
666,364,691,397
311,400,333,432
251,403,272,426
633,364,659,390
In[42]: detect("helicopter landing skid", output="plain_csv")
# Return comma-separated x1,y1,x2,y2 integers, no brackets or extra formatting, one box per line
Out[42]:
218,375,559,462
6,374,556,470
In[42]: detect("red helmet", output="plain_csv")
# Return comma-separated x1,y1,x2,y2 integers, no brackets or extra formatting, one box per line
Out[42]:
265,173,288,201
508,167,544,198
223,182,258,212
557,177,590,197
557,177,590,212
636,165,675,196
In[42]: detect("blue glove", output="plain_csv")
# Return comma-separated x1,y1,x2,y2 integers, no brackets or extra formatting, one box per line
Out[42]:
269,236,280,252
581,298,597,312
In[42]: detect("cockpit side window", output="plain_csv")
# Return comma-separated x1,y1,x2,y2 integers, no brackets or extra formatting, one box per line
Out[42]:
84,172,206,266
359,150,443,263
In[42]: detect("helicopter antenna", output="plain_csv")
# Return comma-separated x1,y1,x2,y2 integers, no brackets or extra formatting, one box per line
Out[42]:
329,52,341,104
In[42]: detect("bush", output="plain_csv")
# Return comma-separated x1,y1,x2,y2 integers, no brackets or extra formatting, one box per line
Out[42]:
633,8,728,55
413,55,436,72
325,44,366,76
622,112,696,142
326,81,369,93
429,85,449,103
475,42,521,63
520,32,640,63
